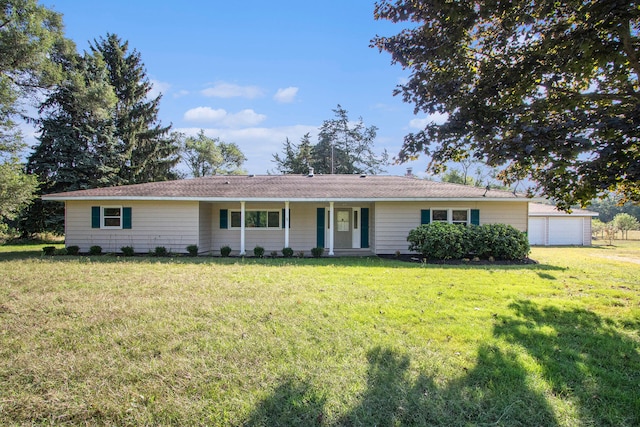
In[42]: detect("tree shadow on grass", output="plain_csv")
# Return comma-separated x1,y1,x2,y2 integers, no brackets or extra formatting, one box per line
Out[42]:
245,301,639,426
495,300,640,426
243,376,326,426
337,346,558,426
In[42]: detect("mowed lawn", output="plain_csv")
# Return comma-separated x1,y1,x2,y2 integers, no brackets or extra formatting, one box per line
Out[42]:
0,242,638,426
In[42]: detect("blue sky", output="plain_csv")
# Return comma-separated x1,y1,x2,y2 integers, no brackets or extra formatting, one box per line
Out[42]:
38,0,437,175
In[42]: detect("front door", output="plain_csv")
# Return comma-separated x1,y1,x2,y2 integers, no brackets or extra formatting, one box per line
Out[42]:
334,209,352,248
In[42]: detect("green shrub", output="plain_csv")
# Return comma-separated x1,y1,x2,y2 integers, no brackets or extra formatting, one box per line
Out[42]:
253,246,265,258
296,251,305,258
186,244,199,257
220,245,232,257
311,247,324,258
470,223,530,260
66,245,80,256
120,246,135,257
154,246,168,257
282,247,294,258
42,246,56,256
89,245,102,256
407,222,466,260
407,222,530,260
55,247,68,256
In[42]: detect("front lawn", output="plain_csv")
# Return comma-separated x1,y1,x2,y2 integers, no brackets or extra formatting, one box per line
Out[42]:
0,243,638,426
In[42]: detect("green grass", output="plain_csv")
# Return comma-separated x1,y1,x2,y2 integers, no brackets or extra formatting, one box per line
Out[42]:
0,242,638,426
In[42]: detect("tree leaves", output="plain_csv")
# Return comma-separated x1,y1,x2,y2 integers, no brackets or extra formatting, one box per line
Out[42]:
373,0,640,209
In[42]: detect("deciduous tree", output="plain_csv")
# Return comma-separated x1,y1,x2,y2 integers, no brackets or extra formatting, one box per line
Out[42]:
181,130,246,177
373,0,640,209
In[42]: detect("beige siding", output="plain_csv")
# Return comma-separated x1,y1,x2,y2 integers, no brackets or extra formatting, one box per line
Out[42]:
374,201,529,255
198,202,213,253
65,200,199,254
211,202,321,255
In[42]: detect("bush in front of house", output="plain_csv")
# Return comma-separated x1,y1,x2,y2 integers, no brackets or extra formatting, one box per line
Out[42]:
407,222,466,260
469,223,530,260
407,223,530,260
154,246,168,257
282,247,294,258
186,244,198,257
220,245,232,257
253,246,265,258
89,245,102,256
311,247,324,258
66,245,80,256
121,246,135,257
42,246,56,256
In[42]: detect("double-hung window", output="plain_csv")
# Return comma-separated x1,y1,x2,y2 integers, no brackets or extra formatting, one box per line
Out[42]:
102,206,122,228
432,209,470,226
92,206,132,229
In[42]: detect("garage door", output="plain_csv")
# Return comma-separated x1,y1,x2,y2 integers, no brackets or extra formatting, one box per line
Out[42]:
528,218,546,245
548,217,584,245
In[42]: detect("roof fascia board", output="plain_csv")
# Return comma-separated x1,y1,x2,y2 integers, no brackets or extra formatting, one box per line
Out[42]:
43,195,540,203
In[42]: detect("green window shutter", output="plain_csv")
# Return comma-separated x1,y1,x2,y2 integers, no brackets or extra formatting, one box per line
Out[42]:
360,208,369,248
123,207,132,229
316,208,325,248
91,206,100,228
220,209,228,229
471,209,480,225
420,209,431,225
282,209,291,228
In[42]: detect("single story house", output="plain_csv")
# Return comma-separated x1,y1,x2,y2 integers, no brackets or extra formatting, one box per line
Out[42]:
43,174,536,256
528,203,598,246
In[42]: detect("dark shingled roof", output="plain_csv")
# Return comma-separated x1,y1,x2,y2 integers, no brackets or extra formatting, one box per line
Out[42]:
43,174,529,201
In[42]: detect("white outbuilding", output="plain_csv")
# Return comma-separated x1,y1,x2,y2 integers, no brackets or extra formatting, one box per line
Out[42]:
528,203,599,246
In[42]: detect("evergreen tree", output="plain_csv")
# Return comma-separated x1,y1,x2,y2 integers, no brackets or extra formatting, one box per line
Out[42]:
24,51,118,234
272,133,314,174
272,106,387,175
91,33,179,184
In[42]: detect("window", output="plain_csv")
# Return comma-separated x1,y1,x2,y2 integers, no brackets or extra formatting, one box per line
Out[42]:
92,206,131,229
452,210,468,226
432,209,448,222
229,210,281,229
431,209,471,226
102,207,122,228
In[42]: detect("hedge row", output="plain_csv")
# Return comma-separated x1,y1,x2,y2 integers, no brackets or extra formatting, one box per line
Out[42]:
407,222,530,260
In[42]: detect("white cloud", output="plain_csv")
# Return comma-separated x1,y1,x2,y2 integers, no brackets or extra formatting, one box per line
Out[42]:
173,89,190,98
409,112,448,129
273,87,299,103
183,107,267,127
201,82,264,99
184,107,227,123
148,79,171,99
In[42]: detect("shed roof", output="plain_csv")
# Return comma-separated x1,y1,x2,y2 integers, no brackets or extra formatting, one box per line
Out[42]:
43,174,532,202
529,203,599,217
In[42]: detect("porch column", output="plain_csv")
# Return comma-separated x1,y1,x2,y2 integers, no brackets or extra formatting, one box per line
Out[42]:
240,201,246,255
284,201,290,248
329,201,335,256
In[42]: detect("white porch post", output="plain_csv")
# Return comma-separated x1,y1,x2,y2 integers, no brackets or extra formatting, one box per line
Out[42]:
284,201,290,248
329,201,335,256
240,201,246,255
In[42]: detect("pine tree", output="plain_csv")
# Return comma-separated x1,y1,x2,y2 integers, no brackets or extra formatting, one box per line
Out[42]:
24,51,118,234
91,34,179,184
